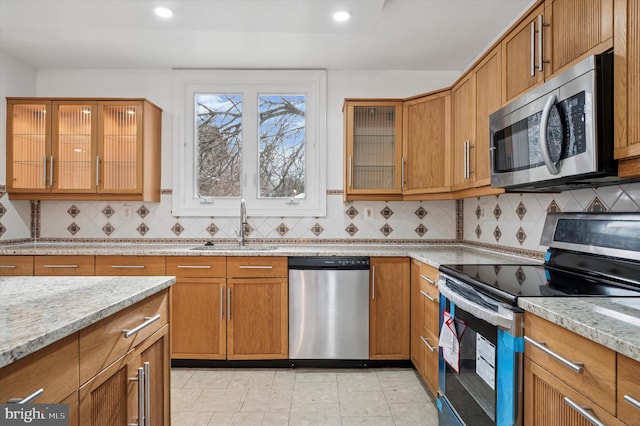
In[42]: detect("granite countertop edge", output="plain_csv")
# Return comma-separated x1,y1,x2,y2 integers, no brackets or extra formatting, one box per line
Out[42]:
518,297,640,363
0,276,175,368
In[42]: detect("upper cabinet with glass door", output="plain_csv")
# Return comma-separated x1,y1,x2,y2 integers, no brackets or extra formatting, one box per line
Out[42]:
6,98,161,201
343,100,403,200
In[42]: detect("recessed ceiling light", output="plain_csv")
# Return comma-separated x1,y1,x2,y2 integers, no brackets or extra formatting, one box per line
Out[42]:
154,6,173,18
333,10,352,22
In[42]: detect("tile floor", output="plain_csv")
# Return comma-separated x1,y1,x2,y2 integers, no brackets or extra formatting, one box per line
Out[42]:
171,367,439,425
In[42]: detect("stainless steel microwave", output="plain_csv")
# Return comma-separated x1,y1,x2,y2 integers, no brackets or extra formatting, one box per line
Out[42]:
489,52,616,191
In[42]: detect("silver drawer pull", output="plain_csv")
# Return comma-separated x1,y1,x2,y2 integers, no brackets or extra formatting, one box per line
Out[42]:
420,290,436,303
44,264,78,268
624,394,640,411
420,274,435,285
123,315,161,338
0,265,17,269
420,336,437,352
239,265,273,269
177,265,212,269
524,336,583,373
7,388,44,404
563,397,605,426
112,265,145,269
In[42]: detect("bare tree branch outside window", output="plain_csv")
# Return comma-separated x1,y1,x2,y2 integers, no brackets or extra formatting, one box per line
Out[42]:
258,95,306,198
196,94,242,197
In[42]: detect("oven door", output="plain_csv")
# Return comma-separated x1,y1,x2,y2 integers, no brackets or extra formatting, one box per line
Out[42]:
437,275,523,426
490,61,597,189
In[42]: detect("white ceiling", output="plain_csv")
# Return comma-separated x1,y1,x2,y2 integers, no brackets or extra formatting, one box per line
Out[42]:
0,0,534,71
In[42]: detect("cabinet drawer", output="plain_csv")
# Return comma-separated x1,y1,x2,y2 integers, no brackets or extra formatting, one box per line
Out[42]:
420,326,439,397
79,290,168,384
0,255,33,275
166,256,226,277
524,312,616,414
95,255,165,275
618,354,640,424
226,256,287,278
34,255,94,276
0,334,79,404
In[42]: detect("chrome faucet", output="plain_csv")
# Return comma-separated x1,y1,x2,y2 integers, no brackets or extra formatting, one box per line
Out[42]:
239,198,247,246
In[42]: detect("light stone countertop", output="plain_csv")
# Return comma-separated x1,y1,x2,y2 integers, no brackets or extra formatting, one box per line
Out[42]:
0,242,539,269
518,297,640,362
0,275,175,368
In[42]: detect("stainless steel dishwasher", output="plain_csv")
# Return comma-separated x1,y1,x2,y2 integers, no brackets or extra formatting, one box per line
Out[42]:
288,256,370,359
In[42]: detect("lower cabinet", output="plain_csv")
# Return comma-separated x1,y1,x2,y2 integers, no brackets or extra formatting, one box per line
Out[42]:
618,354,640,425
410,259,440,396
79,325,169,426
370,257,410,360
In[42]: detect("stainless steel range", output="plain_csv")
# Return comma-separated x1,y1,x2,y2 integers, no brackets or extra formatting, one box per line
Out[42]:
437,213,640,426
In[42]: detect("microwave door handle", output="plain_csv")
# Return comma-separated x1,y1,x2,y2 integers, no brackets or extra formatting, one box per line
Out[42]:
539,94,560,175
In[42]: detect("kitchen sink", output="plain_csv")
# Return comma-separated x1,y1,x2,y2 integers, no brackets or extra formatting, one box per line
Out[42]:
190,244,278,251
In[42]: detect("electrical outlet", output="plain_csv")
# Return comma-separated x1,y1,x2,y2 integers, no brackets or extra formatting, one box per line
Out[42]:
364,206,374,221
121,205,133,219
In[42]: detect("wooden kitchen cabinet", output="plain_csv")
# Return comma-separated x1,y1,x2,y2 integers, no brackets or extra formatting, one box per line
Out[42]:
618,354,640,424
614,0,640,177
167,256,227,359
451,74,476,191
34,255,94,276
6,98,161,201
402,91,451,196
0,255,33,275
369,257,410,360
226,257,288,360
343,100,404,200
410,259,440,396
524,312,618,423
95,255,165,276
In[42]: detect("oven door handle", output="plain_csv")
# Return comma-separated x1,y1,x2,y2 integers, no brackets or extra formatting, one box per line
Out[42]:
439,279,516,330
539,93,560,175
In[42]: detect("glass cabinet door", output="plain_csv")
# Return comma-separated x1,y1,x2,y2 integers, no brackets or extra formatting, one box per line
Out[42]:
98,102,143,193
52,101,97,192
7,101,52,192
346,102,403,194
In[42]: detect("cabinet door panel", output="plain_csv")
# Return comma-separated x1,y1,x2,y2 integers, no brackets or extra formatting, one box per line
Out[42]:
618,354,640,425
452,76,475,190
7,100,52,192
475,48,502,187
227,278,288,359
139,326,169,426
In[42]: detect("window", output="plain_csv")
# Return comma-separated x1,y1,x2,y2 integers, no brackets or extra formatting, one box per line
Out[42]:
172,70,326,217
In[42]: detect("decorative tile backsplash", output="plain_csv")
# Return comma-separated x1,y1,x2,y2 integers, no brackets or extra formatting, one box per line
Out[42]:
2,182,640,258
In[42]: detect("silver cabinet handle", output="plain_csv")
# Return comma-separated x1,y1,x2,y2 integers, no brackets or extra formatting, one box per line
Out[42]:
462,140,467,180
112,265,145,269
43,156,47,187
44,264,78,268
239,265,273,269
123,315,161,338
0,265,17,269
537,14,544,73
539,94,560,175
420,290,436,303
129,367,144,426
7,388,44,404
420,274,435,285
49,155,54,188
530,20,536,76
371,265,376,300
420,336,437,352
95,155,100,187
177,265,212,269
143,362,150,426
563,397,605,426
227,287,231,320
349,156,353,188
624,394,640,411
401,157,406,189
220,287,225,321
524,336,583,373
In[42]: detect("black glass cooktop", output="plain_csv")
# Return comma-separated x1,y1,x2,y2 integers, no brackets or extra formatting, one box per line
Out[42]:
439,263,640,305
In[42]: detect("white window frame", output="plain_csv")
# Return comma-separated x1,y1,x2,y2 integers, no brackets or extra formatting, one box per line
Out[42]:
172,69,327,217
